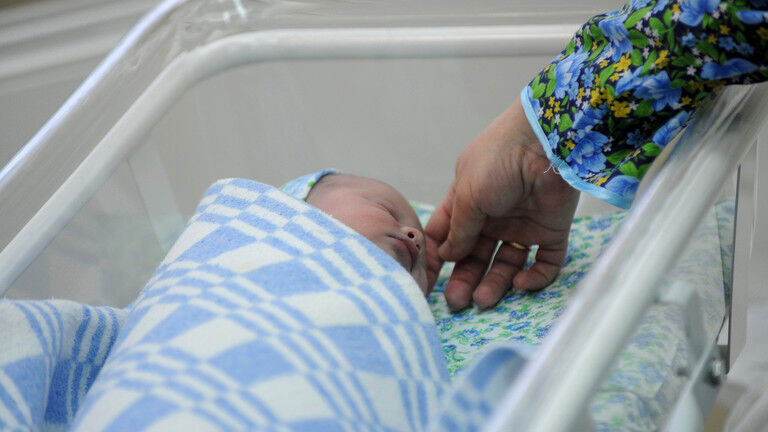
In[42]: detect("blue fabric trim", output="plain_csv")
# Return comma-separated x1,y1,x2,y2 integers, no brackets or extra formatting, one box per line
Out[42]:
520,87,632,210
280,168,340,201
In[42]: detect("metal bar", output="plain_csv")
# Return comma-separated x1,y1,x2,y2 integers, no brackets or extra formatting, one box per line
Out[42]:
483,83,768,432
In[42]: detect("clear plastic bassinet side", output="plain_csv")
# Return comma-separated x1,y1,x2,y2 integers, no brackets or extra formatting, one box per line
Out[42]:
0,0,623,294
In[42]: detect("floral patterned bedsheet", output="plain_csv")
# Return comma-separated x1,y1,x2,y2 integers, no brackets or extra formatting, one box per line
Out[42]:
413,200,733,430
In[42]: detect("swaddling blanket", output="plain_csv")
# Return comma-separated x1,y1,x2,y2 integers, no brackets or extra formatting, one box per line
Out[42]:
0,300,125,431
1,178,533,432
68,179,449,431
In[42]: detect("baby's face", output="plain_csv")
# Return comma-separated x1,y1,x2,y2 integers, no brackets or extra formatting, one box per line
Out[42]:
307,174,428,294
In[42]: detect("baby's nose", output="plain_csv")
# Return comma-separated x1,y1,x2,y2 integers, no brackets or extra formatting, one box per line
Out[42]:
401,226,425,251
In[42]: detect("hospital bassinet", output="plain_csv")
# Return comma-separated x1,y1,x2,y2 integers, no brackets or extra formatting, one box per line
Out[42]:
0,0,765,430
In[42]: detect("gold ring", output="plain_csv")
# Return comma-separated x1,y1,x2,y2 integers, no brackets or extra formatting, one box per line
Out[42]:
508,241,530,251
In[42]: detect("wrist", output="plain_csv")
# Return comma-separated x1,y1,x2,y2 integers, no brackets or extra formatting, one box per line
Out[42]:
506,97,579,199
508,97,546,160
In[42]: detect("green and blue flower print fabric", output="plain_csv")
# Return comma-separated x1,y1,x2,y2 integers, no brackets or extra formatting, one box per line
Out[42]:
521,0,768,208
412,200,732,430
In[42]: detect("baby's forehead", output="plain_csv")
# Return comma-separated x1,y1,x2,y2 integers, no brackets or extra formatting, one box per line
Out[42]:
321,175,410,207
313,174,423,229
321,174,392,195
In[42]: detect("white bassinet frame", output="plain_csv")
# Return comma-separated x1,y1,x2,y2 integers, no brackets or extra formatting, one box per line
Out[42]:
0,0,764,430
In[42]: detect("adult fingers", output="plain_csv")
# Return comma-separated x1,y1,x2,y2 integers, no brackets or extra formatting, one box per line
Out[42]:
438,181,486,263
512,241,568,291
443,235,498,311
425,235,443,294
473,242,530,309
425,186,454,254
425,188,454,289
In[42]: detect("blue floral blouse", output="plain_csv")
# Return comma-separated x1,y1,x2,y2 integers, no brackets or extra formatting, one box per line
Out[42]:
521,0,768,208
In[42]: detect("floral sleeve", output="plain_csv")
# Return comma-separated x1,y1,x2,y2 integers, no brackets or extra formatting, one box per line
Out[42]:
521,0,768,208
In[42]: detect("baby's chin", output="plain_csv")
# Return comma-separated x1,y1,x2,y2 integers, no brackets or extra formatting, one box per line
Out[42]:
387,252,429,295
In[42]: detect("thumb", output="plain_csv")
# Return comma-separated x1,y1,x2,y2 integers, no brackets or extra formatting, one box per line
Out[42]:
438,182,486,262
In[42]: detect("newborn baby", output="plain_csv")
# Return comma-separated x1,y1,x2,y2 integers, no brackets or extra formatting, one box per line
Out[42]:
283,170,428,294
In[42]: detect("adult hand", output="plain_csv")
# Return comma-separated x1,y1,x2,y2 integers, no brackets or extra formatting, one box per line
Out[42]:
425,98,579,311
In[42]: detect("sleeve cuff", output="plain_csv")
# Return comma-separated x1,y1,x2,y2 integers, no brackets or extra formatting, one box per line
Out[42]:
519,87,633,210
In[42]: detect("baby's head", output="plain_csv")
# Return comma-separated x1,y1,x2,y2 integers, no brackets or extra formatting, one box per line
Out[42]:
298,173,428,294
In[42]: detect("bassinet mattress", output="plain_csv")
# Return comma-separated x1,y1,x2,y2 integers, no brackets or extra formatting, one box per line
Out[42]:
413,201,731,431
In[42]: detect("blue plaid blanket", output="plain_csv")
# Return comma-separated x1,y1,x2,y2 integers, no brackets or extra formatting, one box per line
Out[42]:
1,179,531,431
0,300,125,430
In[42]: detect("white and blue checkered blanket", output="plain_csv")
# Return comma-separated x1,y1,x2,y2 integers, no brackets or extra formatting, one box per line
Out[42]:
0,300,126,431
1,179,531,431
